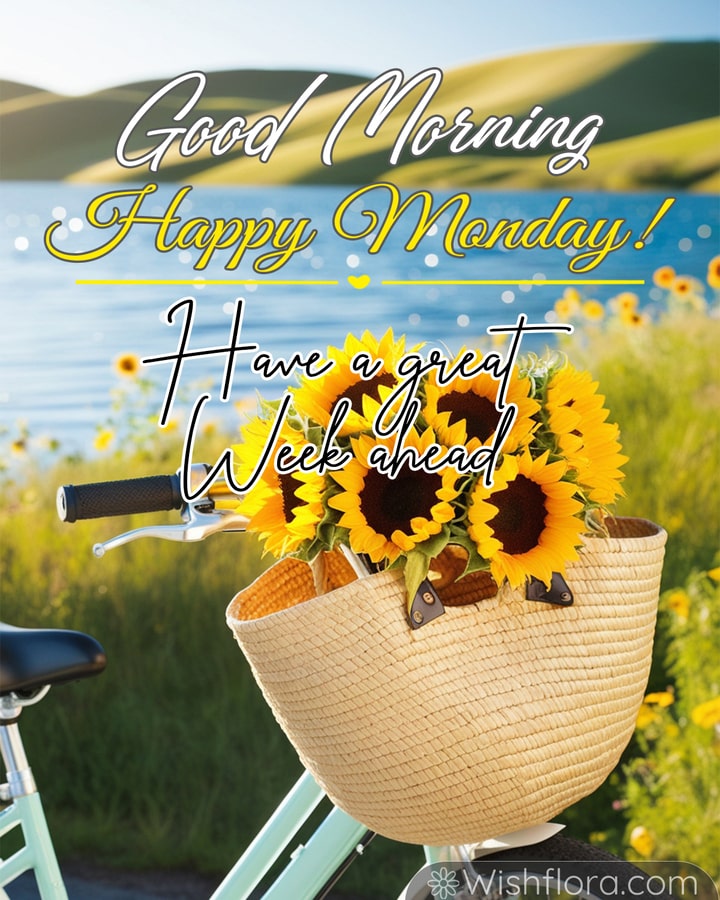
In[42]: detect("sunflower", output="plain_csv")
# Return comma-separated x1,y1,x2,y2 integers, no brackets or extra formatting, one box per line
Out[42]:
562,286,582,306
328,428,459,564
554,287,582,320
114,352,141,377
467,451,585,589
423,358,540,454
582,299,605,321
619,308,649,328
611,291,639,314
652,265,676,289
666,275,707,312
553,297,577,320
671,275,696,297
708,255,720,290
545,362,627,505
611,293,644,324
233,414,326,557
292,329,409,437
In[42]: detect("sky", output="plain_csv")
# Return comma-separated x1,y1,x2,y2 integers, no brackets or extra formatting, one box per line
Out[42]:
1,0,719,95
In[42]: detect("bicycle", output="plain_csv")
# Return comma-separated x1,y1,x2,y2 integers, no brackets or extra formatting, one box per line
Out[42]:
0,465,692,899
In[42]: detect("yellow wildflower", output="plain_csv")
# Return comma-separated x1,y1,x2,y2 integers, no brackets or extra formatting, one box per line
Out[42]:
665,589,690,620
93,428,114,452
664,722,680,739
629,826,655,858
554,297,576,319
707,567,720,582
554,288,581,319
582,299,605,321
563,287,582,304
644,691,674,707
691,697,720,729
636,703,660,729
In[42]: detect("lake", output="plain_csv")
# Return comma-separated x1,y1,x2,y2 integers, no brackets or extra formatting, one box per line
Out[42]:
1,181,717,456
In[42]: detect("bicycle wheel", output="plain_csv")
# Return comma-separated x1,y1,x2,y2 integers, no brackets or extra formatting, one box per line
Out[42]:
401,834,679,899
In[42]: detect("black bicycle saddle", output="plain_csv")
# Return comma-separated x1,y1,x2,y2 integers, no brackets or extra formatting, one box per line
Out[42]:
0,623,106,695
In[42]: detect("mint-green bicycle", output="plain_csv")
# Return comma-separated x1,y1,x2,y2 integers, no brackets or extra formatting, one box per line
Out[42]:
0,467,683,899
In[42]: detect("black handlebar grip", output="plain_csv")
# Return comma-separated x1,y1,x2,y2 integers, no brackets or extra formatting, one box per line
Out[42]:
57,474,183,523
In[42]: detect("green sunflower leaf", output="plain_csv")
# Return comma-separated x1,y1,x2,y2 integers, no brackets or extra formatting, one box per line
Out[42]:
403,550,432,612
413,526,452,561
401,527,453,612
446,531,491,577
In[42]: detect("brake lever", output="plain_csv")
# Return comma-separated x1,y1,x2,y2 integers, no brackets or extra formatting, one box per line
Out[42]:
92,503,249,557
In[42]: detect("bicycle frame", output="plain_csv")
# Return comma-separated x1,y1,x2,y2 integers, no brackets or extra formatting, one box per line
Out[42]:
209,771,372,899
0,700,407,900
2,472,419,899
6,469,568,898
1,704,563,900
1,693,68,900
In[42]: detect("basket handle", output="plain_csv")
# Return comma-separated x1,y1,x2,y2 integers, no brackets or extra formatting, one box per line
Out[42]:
527,573,574,606
409,571,574,628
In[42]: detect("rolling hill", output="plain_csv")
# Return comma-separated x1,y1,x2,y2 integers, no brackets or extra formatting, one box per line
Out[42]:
1,40,718,190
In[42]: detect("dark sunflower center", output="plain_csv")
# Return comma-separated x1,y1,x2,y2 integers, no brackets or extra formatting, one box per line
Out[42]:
360,466,442,538
119,357,137,373
487,475,547,555
339,372,396,416
279,473,302,521
438,391,499,442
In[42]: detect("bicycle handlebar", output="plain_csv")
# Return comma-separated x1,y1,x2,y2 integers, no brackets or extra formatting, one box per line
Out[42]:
57,474,184,523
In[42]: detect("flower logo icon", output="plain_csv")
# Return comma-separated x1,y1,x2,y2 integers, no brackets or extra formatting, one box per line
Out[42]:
427,865,461,899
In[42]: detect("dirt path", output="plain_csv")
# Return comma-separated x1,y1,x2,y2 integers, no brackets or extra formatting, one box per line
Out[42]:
5,863,223,900
4,861,367,899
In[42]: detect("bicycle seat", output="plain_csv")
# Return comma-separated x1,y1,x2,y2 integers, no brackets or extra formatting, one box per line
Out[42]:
0,623,107,694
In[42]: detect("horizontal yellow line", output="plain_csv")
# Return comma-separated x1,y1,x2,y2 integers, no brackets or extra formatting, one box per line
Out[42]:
75,279,340,286
75,277,645,287
382,279,646,286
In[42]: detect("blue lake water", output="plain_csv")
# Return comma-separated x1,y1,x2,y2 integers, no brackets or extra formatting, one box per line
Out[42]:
1,181,718,455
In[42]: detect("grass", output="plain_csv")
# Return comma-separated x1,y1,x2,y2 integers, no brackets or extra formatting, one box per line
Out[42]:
548,307,720,865
1,303,718,896
568,311,720,587
382,117,720,192
0,456,426,894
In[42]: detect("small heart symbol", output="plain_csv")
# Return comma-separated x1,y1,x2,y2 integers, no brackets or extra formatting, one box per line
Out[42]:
348,274,371,290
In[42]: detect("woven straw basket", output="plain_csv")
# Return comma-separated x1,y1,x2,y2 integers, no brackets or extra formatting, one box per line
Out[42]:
226,517,666,846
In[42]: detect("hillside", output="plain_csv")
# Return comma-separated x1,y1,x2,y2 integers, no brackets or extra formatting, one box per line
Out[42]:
1,40,718,190
0,69,367,180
